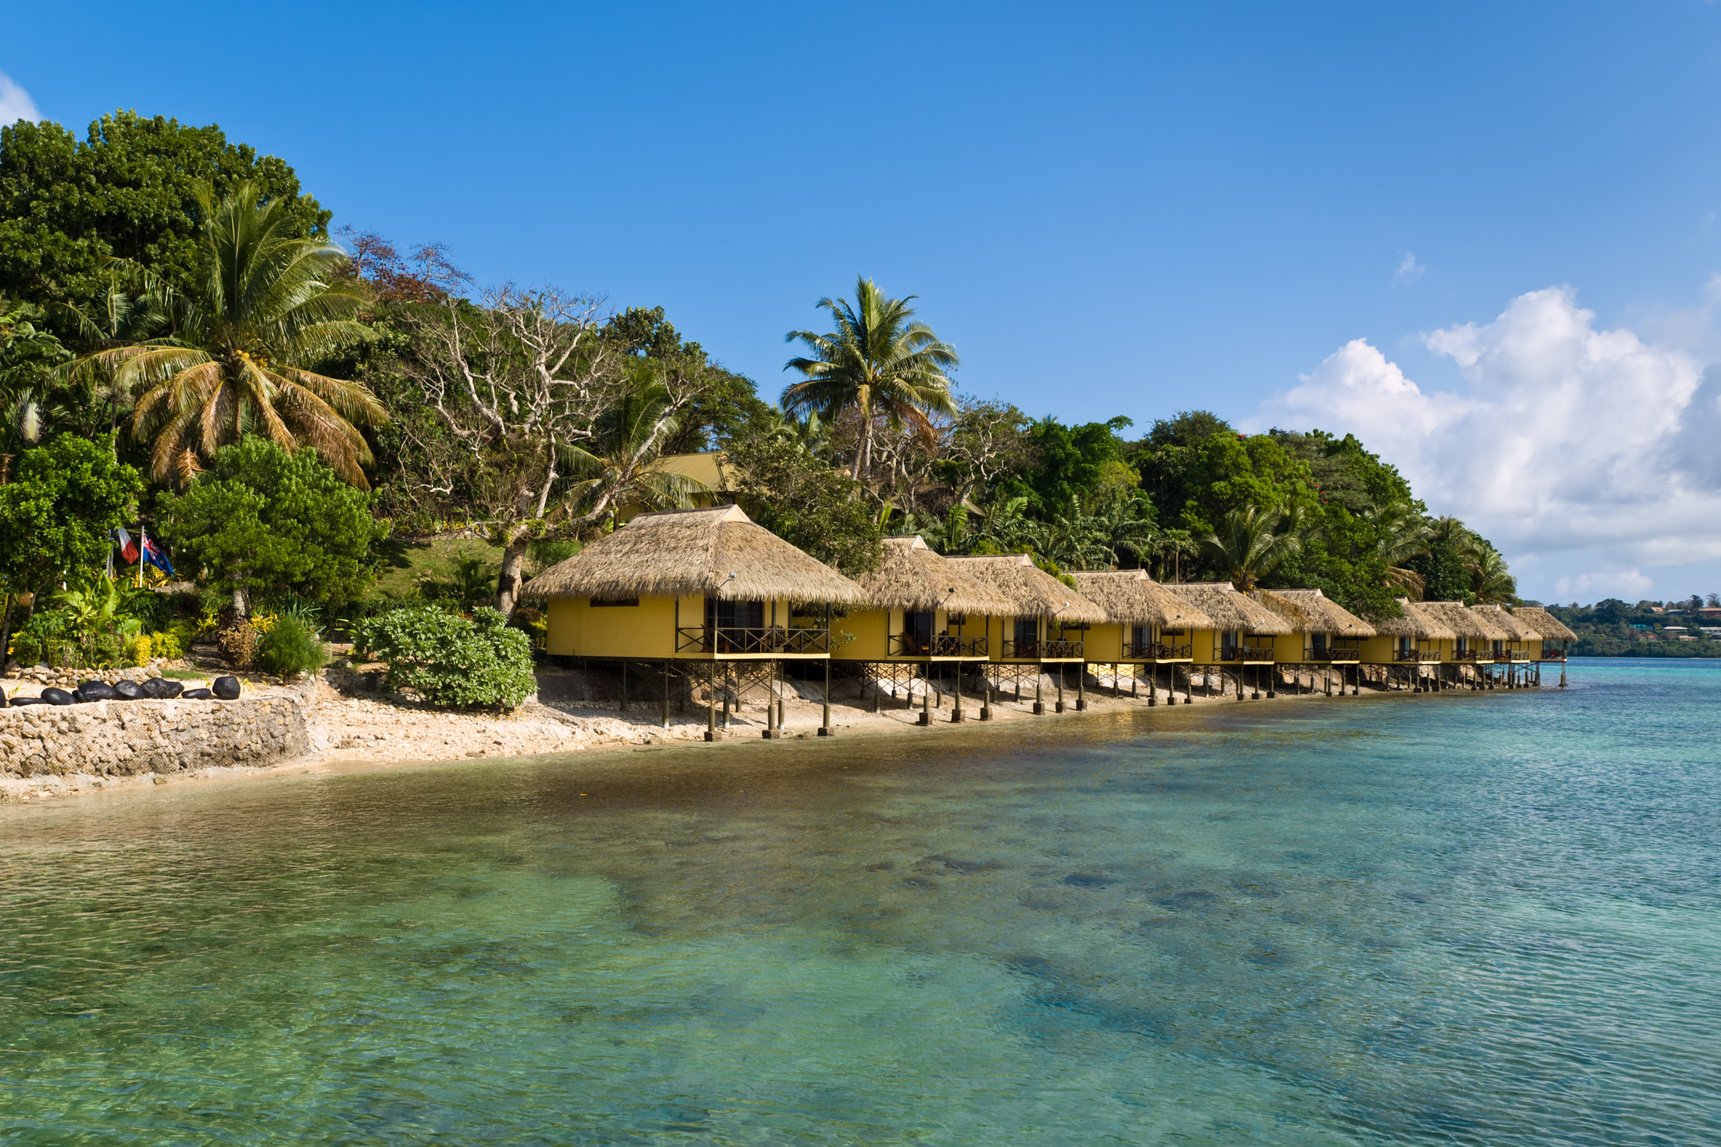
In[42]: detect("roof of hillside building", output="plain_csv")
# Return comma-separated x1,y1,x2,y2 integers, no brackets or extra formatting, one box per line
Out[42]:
945,555,1107,623
1159,582,1294,635
1509,605,1578,642
1068,570,1214,630
1418,601,1510,641
850,536,1016,615
521,505,866,605
1471,604,1542,641
1250,588,1378,638
1370,599,1458,641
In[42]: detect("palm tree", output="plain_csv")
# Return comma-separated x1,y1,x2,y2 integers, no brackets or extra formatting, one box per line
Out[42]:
783,276,958,484
1201,503,1306,590
1365,501,1431,598
1469,545,1517,604
562,366,706,532
80,183,385,487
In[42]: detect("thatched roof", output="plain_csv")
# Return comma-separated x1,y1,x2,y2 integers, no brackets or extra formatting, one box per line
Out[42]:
1511,605,1577,642
1160,582,1294,635
1251,588,1377,638
1419,601,1509,641
945,556,1108,623
1069,570,1214,629
521,505,866,604
852,537,1016,615
1370,599,1457,640
1472,604,1541,641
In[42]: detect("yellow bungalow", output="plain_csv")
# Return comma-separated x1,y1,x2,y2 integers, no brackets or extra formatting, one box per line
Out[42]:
1361,599,1454,692
834,536,1015,723
945,555,1107,714
1067,570,1213,705
1509,606,1577,664
1160,582,1293,700
1471,604,1538,664
1249,588,1377,696
521,505,866,737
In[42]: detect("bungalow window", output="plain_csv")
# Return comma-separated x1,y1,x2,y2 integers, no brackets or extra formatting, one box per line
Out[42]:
1131,623,1150,651
1397,636,1412,659
1222,630,1242,659
707,598,765,652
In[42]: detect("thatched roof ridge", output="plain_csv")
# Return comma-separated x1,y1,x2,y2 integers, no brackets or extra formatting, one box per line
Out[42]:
945,555,1107,623
1419,601,1509,641
521,505,866,604
852,537,1016,615
1160,582,1294,634
1472,604,1541,641
1251,588,1377,638
1511,605,1577,641
1370,599,1457,640
1068,570,1214,629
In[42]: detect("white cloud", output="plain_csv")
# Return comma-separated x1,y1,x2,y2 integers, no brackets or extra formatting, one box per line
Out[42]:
1553,569,1653,601
1393,252,1425,286
0,70,38,125
1252,285,1721,601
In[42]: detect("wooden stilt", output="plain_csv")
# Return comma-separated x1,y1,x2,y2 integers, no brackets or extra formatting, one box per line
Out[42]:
705,665,717,742
919,665,932,726
661,661,670,728
820,657,833,736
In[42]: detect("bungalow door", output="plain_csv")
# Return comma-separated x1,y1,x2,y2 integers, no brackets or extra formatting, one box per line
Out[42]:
1222,630,1242,661
1131,623,1150,657
1397,636,1412,660
1013,616,1039,658
1310,632,1329,659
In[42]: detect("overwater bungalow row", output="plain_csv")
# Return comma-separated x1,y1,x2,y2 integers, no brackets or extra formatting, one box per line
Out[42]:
1159,582,1294,699
1362,599,1455,691
1066,570,1214,706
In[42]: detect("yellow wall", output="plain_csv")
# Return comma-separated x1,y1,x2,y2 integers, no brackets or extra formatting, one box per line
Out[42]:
1359,635,1442,664
1084,622,1126,662
544,593,811,659
1269,632,1306,662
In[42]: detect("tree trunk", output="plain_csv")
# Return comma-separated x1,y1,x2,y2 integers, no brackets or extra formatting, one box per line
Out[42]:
0,593,13,674
230,586,251,620
496,533,530,618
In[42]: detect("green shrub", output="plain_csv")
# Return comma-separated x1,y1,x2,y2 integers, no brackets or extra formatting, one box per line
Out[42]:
255,614,327,679
354,605,536,711
11,608,73,667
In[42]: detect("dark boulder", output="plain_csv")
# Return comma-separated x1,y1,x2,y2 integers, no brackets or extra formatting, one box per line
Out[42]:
141,677,184,699
112,680,145,701
181,687,213,700
10,696,45,707
77,680,120,702
41,688,76,706
211,676,242,701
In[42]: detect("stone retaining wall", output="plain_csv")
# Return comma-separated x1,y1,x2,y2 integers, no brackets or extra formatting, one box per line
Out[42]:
0,685,312,779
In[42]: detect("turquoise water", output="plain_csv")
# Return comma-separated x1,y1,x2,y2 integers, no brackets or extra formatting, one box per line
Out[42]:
2,659,1718,1144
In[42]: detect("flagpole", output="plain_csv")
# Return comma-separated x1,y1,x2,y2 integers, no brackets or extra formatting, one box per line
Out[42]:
138,527,145,589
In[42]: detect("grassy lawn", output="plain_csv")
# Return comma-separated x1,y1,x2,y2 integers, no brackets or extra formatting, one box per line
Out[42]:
370,536,507,601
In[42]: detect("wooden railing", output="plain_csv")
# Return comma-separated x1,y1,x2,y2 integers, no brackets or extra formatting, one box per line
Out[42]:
888,634,989,658
1452,649,1492,662
1002,638,1084,659
1540,648,1569,661
1395,648,1441,662
1498,649,1532,662
1304,642,1362,662
1122,641,1192,660
1220,645,1275,662
676,625,829,655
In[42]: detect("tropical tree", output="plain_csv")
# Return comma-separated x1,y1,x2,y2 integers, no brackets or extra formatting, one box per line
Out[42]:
561,367,706,531
1469,544,1517,604
783,276,958,484
1365,501,1432,598
1201,503,1307,590
0,302,70,481
80,183,385,487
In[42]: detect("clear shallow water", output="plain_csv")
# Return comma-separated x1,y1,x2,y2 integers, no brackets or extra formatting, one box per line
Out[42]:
2,660,1718,1145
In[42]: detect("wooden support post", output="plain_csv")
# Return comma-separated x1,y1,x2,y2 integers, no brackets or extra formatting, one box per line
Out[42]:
620,661,628,712
1075,664,1086,711
1055,664,1066,713
1033,669,1044,715
819,657,833,736
722,664,733,729
705,666,717,742
919,666,932,726
661,661,670,728
980,666,992,720
951,663,964,722
763,662,779,739
776,661,786,727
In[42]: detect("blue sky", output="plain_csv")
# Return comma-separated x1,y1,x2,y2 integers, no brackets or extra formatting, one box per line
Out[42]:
7,1,1721,602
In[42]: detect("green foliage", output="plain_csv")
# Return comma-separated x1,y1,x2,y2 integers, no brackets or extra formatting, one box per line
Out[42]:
0,434,142,599
0,112,327,331
416,555,495,612
255,614,327,678
155,437,387,613
726,423,883,575
354,605,536,711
